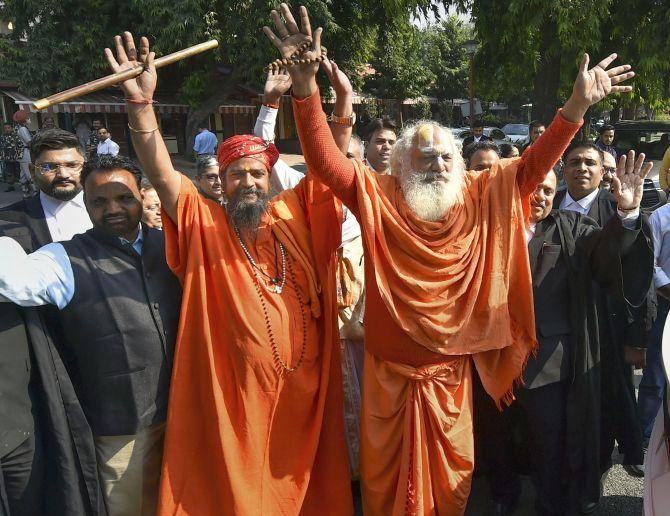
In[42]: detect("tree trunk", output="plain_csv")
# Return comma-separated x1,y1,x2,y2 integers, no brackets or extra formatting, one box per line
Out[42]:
531,17,561,126
182,76,239,160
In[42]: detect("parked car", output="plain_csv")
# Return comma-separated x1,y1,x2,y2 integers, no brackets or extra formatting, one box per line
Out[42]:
456,127,510,147
613,120,670,184
501,123,529,144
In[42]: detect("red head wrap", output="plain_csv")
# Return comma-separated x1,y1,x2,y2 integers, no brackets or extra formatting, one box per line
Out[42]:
217,135,280,173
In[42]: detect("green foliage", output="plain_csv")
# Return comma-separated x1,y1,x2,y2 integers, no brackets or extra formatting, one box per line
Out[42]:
365,21,436,99
407,99,433,121
449,0,670,115
363,15,469,102
422,17,470,100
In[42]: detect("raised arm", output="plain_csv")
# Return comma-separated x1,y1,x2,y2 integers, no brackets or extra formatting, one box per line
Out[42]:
104,32,181,222
321,58,354,154
264,4,357,208
517,53,635,197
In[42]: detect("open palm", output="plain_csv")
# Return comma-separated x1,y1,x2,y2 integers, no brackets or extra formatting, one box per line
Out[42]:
572,53,634,107
104,32,157,101
264,68,292,101
612,150,653,210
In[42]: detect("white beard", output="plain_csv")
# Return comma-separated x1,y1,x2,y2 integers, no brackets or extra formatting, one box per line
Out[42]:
400,168,465,221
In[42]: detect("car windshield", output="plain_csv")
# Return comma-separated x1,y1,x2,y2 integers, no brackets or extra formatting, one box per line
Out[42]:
615,129,670,161
502,124,528,135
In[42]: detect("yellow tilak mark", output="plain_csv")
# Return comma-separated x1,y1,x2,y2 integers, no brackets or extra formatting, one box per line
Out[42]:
417,124,434,151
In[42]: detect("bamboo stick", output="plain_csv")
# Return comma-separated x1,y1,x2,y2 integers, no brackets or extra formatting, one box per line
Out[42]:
33,39,219,110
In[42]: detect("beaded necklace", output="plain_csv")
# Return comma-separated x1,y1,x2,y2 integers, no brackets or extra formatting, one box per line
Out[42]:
233,224,308,374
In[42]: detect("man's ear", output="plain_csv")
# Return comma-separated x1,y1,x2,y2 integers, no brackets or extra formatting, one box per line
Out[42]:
28,163,37,181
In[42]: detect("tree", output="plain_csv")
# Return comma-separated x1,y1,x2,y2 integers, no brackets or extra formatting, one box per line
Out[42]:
445,0,670,123
0,0,442,155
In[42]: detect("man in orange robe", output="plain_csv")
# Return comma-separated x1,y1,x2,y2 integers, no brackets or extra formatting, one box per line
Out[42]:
265,4,636,514
105,33,352,515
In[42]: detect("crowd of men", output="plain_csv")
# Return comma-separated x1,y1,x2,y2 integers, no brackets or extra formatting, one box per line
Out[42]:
0,115,120,196
0,4,668,516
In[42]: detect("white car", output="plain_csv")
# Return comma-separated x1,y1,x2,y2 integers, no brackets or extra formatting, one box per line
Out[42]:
501,123,529,144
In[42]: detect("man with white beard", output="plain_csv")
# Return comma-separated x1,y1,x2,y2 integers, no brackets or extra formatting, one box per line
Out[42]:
265,4,635,512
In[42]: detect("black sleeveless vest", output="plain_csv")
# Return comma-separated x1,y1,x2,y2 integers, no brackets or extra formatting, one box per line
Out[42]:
59,225,181,436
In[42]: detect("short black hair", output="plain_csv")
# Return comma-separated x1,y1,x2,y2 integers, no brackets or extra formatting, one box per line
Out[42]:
599,124,615,134
82,154,143,188
3,122,12,127
529,120,545,131
196,154,219,176
498,143,519,158
98,126,109,133
363,117,397,141
463,140,500,164
30,128,86,163
473,120,485,129
562,141,605,165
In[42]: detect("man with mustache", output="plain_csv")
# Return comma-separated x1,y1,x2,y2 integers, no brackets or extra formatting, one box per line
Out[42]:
1,129,92,246
555,143,649,482
477,154,652,515
265,4,635,513
0,154,182,515
104,32,352,515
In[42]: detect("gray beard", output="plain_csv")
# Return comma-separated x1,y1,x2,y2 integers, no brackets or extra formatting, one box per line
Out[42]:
400,170,464,221
226,187,272,233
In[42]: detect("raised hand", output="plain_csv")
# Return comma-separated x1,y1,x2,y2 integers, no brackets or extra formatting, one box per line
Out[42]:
263,4,322,96
104,32,156,102
612,150,653,211
264,67,292,104
321,58,353,97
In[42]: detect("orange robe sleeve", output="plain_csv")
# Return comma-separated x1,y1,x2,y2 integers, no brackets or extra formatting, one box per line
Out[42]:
515,111,583,197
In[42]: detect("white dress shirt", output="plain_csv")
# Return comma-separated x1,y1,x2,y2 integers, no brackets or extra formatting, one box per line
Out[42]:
559,188,600,215
97,138,120,156
40,190,93,242
253,105,305,191
650,203,670,289
0,228,144,310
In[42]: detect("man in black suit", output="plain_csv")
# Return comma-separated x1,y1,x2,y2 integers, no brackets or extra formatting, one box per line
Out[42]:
462,119,491,148
0,220,104,516
555,142,649,480
476,156,653,515
0,129,92,247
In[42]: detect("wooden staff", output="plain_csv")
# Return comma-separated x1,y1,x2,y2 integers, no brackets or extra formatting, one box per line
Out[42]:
33,39,219,110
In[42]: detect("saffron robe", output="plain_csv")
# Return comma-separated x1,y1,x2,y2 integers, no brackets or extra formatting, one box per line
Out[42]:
158,177,351,515
293,91,582,515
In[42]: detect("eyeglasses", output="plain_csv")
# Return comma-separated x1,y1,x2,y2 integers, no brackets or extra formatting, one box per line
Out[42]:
603,167,616,174
201,174,221,183
34,161,85,175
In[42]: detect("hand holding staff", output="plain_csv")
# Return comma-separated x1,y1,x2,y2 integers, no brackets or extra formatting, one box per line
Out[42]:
104,32,158,104
33,36,218,110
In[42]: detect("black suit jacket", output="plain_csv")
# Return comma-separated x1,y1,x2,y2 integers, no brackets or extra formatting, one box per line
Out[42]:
0,194,52,247
0,221,105,516
553,188,617,226
462,134,492,149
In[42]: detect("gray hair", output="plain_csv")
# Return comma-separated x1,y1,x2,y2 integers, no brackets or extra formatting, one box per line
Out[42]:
196,154,219,176
389,120,465,177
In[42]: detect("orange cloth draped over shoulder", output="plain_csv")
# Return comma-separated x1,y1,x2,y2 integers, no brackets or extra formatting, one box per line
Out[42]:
355,159,536,515
158,175,351,515
292,91,582,515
